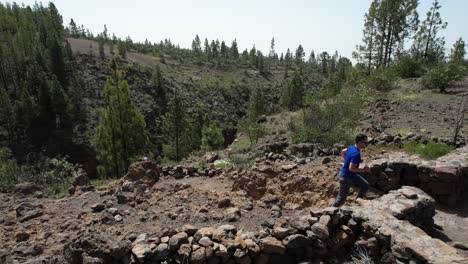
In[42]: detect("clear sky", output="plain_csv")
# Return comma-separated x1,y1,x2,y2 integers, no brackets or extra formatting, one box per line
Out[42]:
5,0,468,59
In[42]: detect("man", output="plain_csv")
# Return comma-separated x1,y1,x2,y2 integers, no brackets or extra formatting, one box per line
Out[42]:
332,134,370,207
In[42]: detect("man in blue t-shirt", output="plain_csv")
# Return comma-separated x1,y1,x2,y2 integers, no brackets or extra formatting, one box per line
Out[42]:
332,134,370,207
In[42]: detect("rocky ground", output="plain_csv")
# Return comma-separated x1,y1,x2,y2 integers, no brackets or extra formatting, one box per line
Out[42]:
360,78,468,142
1,142,467,263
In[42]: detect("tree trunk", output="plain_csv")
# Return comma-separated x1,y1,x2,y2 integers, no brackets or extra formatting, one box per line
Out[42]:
424,7,436,59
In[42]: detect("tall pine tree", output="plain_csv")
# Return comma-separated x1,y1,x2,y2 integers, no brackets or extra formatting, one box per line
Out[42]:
94,60,148,178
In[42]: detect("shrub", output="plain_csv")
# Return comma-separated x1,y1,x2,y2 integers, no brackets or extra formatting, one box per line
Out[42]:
239,118,266,146
364,68,398,91
422,63,466,93
0,148,24,190
394,56,424,78
403,141,455,159
229,153,254,171
201,123,224,151
295,85,368,146
0,148,80,197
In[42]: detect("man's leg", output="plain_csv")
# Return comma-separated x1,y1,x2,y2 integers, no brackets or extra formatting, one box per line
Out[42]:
332,174,351,207
352,174,369,198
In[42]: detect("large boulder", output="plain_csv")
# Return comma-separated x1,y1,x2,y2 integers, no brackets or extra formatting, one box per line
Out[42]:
123,157,160,188
14,182,42,196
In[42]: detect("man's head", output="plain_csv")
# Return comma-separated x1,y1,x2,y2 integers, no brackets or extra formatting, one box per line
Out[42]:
355,133,368,150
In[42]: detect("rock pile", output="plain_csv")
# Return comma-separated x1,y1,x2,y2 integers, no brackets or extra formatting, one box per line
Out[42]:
369,145,468,206
161,165,223,179
60,186,465,264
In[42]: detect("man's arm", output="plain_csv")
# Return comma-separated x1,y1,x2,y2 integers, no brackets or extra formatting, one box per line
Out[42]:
349,163,370,173
341,148,347,160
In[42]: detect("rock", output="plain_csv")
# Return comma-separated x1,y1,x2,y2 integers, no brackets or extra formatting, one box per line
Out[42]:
259,237,286,254
108,207,119,215
194,227,221,242
101,213,114,224
218,224,237,235
272,227,292,240
14,182,42,195
401,189,418,199
132,243,152,262
114,215,123,222
191,247,206,263
182,224,198,236
284,234,312,249
15,231,30,242
261,219,275,228
199,237,213,247
321,157,332,164
290,218,309,231
224,207,241,222
319,215,332,226
204,152,219,163
115,191,131,204
169,232,189,251
214,244,229,260
218,198,232,208
124,158,160,187
82,254,105,264
16,202,43,222
133,233,148,245
70,170,90,187
453,242,468,250
91,203,105,212
281,164,297,172
175,243,191,262
333,229,353,250
322,207,338,215
310,223,329,240
153,243,170,261
245,239,260,254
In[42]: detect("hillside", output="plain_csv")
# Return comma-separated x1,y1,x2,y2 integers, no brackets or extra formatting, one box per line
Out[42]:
1,1,468,263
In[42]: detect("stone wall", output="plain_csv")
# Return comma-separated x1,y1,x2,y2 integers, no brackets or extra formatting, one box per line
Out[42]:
62,187,466,264
368,146,468,206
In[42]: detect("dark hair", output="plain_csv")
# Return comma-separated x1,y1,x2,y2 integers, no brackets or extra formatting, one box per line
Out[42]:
355,133,368,144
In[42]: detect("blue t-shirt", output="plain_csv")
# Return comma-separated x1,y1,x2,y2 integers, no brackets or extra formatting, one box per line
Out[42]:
340,145,361,177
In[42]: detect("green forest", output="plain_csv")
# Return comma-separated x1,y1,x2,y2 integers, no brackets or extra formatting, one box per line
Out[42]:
0,0,466,195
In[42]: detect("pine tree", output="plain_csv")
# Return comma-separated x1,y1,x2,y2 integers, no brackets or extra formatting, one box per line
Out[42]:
49,35,68,86
231,39,239,60
49,77,69,129
201,123,224,151
319,52,331,75
413,0,447,63
94,60,148,178
192,34,202,55
118,41,126,58
0,88,16,142
152,64,162,89
308,50,317,66
68,18,78,37
162,87,190,161
190,103,206,151
280,70,304,110
204,38,211,61
249,45,257,67
220,41,228,60
269,37,277,60
450,38,466,63
356,0,419,69
241,85,266,145
211,40,219,59
98,40,105,59
295,45,305,65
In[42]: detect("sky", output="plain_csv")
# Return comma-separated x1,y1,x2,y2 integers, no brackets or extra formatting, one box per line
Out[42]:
4,0,468,59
